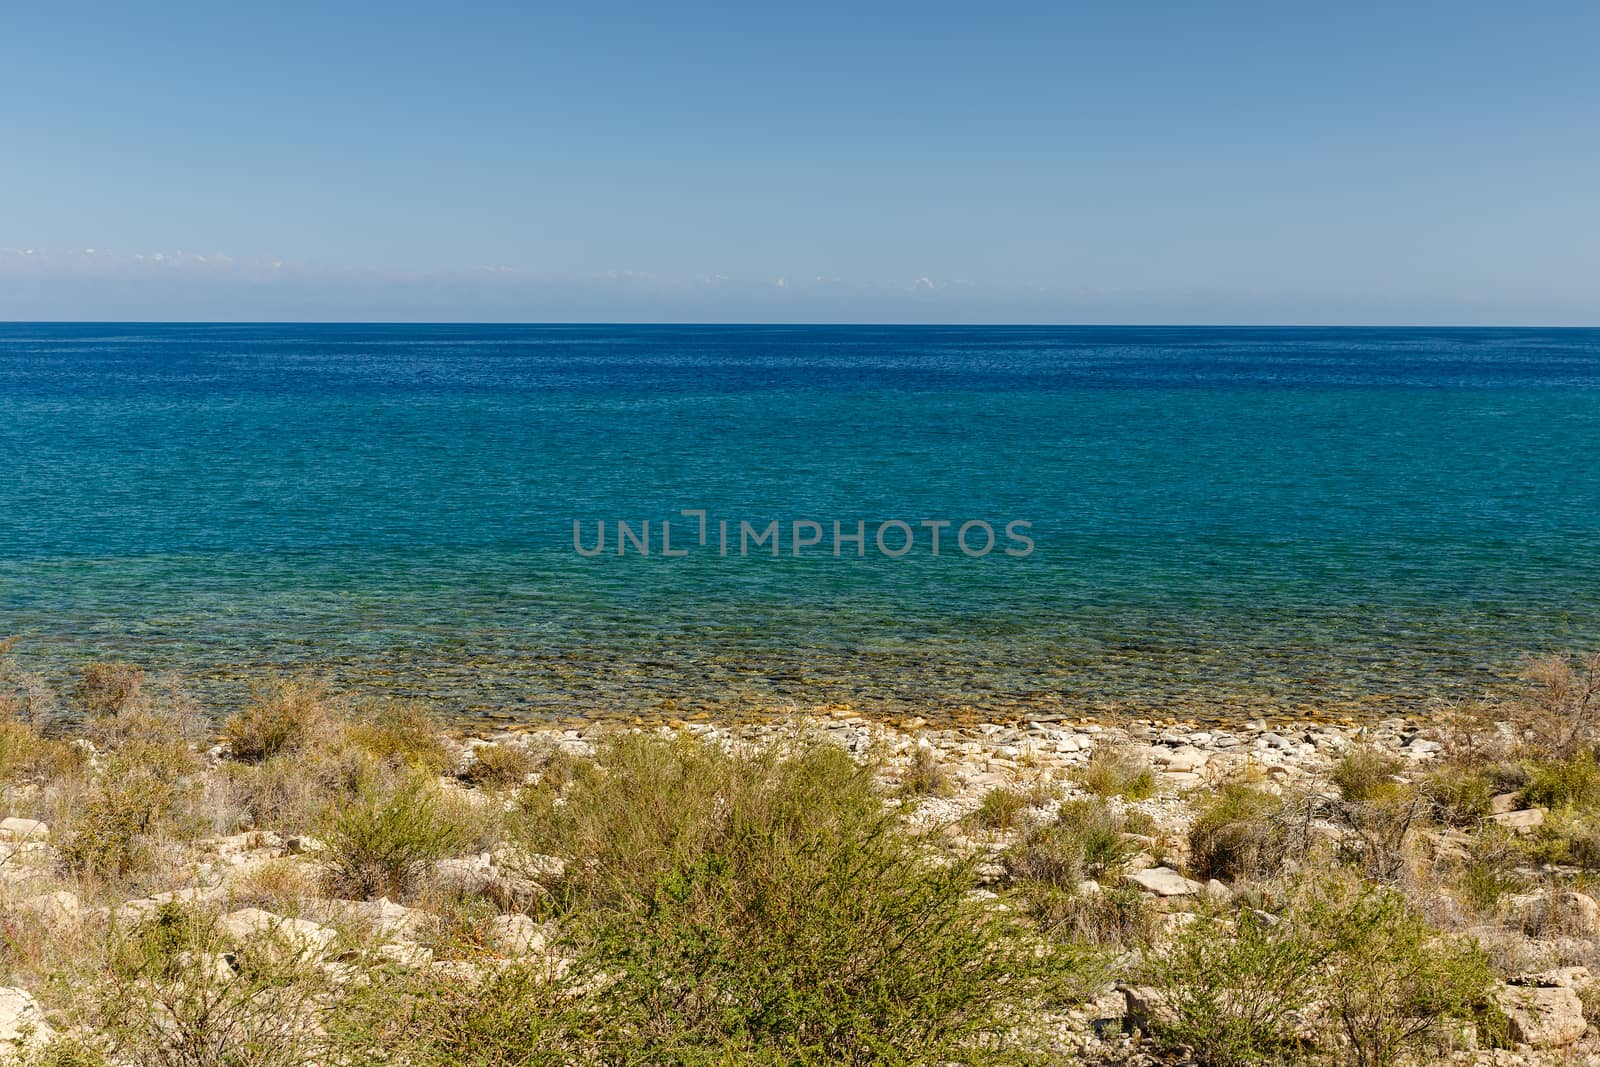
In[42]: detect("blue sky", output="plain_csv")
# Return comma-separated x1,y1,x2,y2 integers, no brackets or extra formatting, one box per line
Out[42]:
3,1,1598,323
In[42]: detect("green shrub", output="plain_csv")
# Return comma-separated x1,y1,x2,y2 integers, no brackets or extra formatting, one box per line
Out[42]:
1142,908,1325,1066
1302,880,1501,1067
974,787,1028,831
1423,767,1495,826
84,903,330,1067
1072,744,1156,800
329,961,578,1066
1330,785,1429,882
0,709,85,784
1024,883,1157,947
1005,797,1135,886
1457,830,1524,912
223,737,378,835
1330,745,1404,803
1525,808,1600,869
58,752,201,881
15,1037,111,1067
513,733,1081,1063
1510,649,1600,761
1187,784,1289,882
321,775,467,900
461,742,534,788
1520,753,1600,810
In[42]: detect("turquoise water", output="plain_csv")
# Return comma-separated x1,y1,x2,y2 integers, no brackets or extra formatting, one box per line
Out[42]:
3,323,1599,722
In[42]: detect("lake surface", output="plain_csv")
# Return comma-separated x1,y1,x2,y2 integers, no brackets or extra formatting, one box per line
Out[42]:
3,323,1598,723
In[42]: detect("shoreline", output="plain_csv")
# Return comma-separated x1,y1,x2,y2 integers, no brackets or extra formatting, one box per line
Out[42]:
4,656,1600,1062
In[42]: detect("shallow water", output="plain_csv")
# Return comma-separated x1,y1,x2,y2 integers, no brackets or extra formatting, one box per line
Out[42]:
3,323,1598,722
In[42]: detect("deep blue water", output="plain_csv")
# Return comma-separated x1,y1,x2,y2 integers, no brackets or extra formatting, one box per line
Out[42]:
2,323,1598,722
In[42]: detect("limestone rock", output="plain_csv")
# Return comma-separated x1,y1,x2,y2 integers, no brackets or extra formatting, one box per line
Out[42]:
116,884,230,921
336,896,431,941
487,913,551,957
491,846,565,882
0,818,48,841
20,889,81,928
1126,867,1203,897
1513,890,1600,937
1495,984,1586,1048
1489,808,1546,833
376,941,434,967
1508,966,1591,989
1490,792,1521,815
435,851,554,908
0,987,53,1056
220,908,338,954
1120,985,1176,1032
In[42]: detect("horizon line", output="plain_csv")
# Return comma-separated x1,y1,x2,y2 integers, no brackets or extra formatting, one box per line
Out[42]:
7,320,1600,330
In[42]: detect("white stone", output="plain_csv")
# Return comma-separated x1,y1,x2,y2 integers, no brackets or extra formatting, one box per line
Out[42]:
376,941,434,967
338,896,432,940
1120,985,1176,1031
116,885,230,920
0,818,48,841
1489,808,1546,833
1496,984,1587,1047
20,889,80,928
220,908,338,954
486,914,549,957
1126,867,1203,897
0,987,53,1056
1491,792,1521,815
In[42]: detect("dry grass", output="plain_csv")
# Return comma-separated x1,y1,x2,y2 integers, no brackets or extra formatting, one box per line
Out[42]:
899,744,952,797
222,676,339,763
460,741,534,788
1071,743,1156,800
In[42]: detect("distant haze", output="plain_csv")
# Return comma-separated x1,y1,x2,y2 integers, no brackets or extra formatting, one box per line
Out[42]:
4,2,1599,324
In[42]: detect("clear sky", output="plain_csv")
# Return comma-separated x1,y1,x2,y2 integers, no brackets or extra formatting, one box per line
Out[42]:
3,1,1598,323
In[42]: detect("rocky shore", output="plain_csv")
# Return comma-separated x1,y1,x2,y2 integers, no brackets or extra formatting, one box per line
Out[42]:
4,654,1600,1065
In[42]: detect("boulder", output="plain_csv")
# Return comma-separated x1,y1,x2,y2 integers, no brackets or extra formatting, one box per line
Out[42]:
335,896,431,941
1495,984,1586,1048
0,987,53,1056
376,941,434,967
20,889,81,928
220,908,338,954
115,884,230,921
1126,867,1203,897
435,851,555,908
1488,808,1546,833
0,818,48,841
1490,792,1521,815
1120,985,1176,1031
1513,890,1600,937
1156,748,1207,774
1510,966,1591,989
486,914,550,957
434,855,497,896
492,846,565,882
